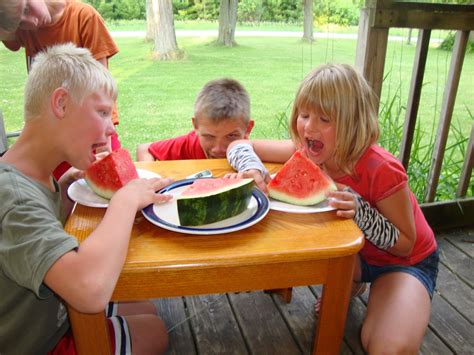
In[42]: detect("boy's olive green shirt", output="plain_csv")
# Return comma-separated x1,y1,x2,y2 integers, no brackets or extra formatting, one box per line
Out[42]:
0,162,78,355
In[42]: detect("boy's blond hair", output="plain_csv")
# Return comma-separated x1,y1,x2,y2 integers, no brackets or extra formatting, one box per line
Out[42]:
289,63,379,176
0,0,21,32
24,42,117,120
194,78,250,124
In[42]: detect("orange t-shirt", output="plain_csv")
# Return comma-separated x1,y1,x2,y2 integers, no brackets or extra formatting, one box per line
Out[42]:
4,0,120,124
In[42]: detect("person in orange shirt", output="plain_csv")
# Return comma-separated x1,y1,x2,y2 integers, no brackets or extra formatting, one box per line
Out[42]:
0,0,122,179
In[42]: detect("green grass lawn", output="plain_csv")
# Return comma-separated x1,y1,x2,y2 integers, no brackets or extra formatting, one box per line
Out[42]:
1,32,471,156
1,29,472,200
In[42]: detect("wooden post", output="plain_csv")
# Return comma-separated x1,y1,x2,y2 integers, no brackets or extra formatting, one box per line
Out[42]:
426,31,469,202
399,29,431,168
456,125,474,198
355,2,389,111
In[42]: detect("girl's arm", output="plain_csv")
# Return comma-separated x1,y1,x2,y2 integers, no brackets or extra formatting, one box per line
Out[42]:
328,185,416,257
226,139,296,192
374,186,417,256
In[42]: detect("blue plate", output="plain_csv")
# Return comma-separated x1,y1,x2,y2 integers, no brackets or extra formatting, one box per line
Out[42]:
142,179,270,235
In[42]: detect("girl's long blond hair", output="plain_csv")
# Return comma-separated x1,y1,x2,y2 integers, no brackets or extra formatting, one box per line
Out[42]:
289,63,379,176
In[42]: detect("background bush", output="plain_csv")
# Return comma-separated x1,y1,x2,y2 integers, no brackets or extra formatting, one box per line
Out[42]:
82,0,362,25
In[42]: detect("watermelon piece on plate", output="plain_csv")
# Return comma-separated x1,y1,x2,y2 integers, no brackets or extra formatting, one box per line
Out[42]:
268,150,336,206
176,178,254,226
85,148,139,199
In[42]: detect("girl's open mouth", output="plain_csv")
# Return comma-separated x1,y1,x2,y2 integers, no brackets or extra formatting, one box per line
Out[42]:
307,139,324,154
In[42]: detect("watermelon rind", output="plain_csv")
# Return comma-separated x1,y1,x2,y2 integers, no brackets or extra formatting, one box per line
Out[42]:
269,188,331,206
176,178,254,226
85,179,116,200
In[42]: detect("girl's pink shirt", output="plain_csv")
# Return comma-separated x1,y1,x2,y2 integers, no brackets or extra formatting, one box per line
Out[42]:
335,145,436,266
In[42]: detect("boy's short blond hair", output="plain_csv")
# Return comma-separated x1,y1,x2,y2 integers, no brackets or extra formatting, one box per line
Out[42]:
0,0,21,32
24,42,117,120
194,78,250,124
289,63,379,176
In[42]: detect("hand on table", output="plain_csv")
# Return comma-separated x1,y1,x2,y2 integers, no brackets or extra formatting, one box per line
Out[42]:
327,184,357,219
114,177,174,210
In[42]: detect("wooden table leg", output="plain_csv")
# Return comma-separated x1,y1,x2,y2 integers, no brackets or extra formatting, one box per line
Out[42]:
312,255,356,354
67,305,112,355
264,287,293,303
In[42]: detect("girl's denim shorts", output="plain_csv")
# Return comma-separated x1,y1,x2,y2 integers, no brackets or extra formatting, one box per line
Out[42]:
360,248,439,299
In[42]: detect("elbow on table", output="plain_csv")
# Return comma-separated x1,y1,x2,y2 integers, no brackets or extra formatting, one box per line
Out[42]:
68,279,112,313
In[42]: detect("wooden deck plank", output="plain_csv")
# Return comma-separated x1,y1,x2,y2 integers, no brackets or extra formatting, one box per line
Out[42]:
185,294,248,354
271,286,317,353
153,297,197,355
429,293,474,353
445,228,474,258
437,237,473,286
436,263,474,322
228,291,301,354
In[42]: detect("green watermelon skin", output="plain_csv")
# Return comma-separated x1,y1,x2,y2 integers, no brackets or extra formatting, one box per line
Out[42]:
177,178,254,226
85,148,139,199
268,150,336,206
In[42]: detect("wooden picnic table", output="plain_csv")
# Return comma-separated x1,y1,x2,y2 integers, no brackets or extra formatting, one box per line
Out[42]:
65,159,364,354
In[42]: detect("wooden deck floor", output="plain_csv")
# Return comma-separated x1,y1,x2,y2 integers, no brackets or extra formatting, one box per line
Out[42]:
152,226,474,354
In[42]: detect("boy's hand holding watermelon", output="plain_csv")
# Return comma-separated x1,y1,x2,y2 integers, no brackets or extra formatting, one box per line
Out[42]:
224,168,271,194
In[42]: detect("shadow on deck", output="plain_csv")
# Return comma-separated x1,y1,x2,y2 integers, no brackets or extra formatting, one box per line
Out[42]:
153,226,473,354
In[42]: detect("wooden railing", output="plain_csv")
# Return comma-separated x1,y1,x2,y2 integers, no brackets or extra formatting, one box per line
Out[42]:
355,0,473,230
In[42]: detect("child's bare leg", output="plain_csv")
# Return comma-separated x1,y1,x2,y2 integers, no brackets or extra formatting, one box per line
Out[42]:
117,300,157,316
361,272,430,354
116,301,169,354
124,314,168,355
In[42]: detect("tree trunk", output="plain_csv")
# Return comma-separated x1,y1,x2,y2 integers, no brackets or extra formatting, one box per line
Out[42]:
407,28,413,45
303,0,314,42
151,0,182,60
217,0,238,47
145,0,154,41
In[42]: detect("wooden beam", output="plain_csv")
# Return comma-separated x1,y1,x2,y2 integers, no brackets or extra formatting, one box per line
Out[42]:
426,31,469,202
421,198,474,231
399,29,431,169
457,125,474,198
369,1,474,30
355,6,388,109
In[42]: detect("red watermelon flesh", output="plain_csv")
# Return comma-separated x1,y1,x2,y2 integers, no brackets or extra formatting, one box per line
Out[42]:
268,150,337,206
181,178,251,197
85,148,139,199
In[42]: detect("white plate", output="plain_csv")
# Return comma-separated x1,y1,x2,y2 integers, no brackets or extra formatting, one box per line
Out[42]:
269,198,335,213
67,169,161,208
142,179,270,235
268,173,336,213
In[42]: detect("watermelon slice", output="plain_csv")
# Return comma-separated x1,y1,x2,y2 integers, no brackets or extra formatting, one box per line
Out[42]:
85,148,139,199
177,178,254,226
268,150,336,206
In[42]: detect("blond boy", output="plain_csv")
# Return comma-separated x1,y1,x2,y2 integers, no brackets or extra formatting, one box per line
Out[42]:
0,43,170,354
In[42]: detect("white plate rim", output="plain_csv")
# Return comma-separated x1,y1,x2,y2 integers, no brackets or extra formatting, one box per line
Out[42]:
268,173,336,213
67,169,161,208
141,178,270,235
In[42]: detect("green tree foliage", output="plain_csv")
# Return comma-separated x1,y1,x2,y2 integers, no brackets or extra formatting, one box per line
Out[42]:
82,0,146,20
